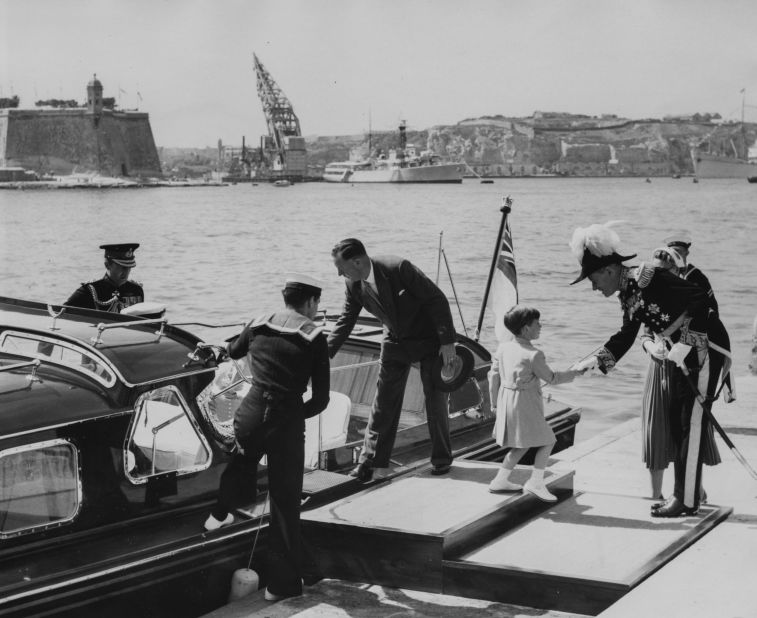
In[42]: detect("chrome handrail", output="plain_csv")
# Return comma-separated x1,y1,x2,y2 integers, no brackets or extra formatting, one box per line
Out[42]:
91,318,167,346
0,358,41,382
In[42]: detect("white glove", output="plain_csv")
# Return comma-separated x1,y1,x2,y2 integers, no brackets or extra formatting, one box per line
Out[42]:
643,339,667,360
667,342,692,368
571,356,597,372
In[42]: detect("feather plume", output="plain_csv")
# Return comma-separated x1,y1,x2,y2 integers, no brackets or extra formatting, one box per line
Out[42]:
569,223,623,260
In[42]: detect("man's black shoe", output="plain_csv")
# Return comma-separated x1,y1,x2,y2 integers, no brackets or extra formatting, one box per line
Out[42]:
431,463,451,476
348,462,373,482
650,498,698,518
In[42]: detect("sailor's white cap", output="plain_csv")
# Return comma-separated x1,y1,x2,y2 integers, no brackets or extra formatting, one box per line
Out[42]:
284,273,324,293
663,230,692,247
121,302,166,318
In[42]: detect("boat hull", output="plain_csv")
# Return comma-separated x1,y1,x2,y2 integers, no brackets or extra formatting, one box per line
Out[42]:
693,152,757,178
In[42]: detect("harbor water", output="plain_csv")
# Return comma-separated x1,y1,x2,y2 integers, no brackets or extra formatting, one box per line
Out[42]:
1,177,755,441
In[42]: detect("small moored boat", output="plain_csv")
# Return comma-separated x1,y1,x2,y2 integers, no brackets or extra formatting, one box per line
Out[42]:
0,296,580,616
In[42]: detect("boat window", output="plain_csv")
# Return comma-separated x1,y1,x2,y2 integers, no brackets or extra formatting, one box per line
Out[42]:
0,439,80,538
126,386,212,484
0,331,115,387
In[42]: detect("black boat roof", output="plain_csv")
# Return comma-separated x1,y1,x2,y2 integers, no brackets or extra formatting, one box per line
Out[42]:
0,296,212,432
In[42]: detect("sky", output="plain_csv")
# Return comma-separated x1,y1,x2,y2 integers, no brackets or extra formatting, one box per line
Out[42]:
2,0,757,148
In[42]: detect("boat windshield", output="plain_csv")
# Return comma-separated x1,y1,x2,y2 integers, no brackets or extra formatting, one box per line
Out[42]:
0,330,115,387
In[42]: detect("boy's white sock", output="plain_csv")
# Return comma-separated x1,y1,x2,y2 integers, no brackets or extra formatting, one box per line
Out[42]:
529,468,545,485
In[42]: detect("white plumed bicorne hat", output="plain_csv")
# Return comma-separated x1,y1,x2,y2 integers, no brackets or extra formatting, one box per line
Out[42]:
569,222,636,284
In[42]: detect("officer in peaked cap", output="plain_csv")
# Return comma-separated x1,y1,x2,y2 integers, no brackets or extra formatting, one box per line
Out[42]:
205,272,330,601
64,243,144,312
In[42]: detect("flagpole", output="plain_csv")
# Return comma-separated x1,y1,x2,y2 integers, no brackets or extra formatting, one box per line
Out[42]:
475,196,512,342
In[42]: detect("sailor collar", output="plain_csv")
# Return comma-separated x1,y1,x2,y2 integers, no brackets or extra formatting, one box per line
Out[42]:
249,309,324,342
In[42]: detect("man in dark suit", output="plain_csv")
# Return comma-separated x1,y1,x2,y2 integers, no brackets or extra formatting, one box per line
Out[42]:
327,238,457,481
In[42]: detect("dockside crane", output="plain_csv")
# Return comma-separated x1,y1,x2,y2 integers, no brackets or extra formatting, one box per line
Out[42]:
252,53,306,181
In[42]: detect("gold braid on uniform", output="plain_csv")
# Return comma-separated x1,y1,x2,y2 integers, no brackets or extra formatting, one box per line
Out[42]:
87,284,120,310
635,263,655,289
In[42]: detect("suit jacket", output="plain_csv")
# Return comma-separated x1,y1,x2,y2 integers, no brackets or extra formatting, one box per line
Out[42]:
327,255,455,362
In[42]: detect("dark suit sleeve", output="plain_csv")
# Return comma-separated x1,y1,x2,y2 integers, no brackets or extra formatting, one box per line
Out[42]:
398,259,456,345
326,283,362,358
304,334,330,419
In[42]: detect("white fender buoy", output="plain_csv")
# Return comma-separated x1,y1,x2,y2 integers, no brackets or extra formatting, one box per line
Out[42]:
228,568,260,602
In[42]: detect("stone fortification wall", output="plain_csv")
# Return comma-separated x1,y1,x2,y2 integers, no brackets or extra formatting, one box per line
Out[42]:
0,109,161,177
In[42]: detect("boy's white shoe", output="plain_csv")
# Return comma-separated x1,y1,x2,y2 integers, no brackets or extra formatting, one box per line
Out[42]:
523,479,557,502
488,469,522,493
204,513,234,531
488,477,522,493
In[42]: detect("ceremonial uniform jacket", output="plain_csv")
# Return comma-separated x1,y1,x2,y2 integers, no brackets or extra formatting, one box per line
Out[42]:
597,265,715,372
228,309,330,422
65,276,144,312
327,255,456,362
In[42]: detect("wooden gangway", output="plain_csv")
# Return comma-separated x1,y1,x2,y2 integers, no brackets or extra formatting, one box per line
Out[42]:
301,461,729,615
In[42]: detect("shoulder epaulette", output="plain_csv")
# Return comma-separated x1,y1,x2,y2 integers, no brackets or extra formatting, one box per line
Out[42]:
635,263,656,289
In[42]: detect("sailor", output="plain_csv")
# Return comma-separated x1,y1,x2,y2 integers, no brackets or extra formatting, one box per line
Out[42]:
570,222,733,518
664,230,719,316
65,243,144,312
204,273,330,602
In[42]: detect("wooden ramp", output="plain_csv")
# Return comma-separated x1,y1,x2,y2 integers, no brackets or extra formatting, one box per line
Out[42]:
444,492,730,615
302,461,574,592
302,461,730,616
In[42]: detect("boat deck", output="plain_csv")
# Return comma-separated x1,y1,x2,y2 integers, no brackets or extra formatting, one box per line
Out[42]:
201,375,757,618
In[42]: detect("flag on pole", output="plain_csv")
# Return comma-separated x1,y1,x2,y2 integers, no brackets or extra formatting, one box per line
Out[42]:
487,216,518,341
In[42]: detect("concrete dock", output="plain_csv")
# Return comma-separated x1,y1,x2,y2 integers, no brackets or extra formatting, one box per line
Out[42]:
202,375,757,617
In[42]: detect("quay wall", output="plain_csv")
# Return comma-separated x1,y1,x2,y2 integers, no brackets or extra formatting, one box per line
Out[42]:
0,109,161,177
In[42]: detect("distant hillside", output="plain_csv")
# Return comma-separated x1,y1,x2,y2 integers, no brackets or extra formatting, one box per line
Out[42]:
159,113,757,178
305,113,756,177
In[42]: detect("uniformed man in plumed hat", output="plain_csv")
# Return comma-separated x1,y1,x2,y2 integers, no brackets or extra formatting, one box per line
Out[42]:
570,223,733,518
65,243,144,312
205,273,330,602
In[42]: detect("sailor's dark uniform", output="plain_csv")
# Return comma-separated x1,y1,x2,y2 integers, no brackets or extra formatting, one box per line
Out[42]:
65,277,144,312
681,263,719,316
212,310,330,598
596,264,732,510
